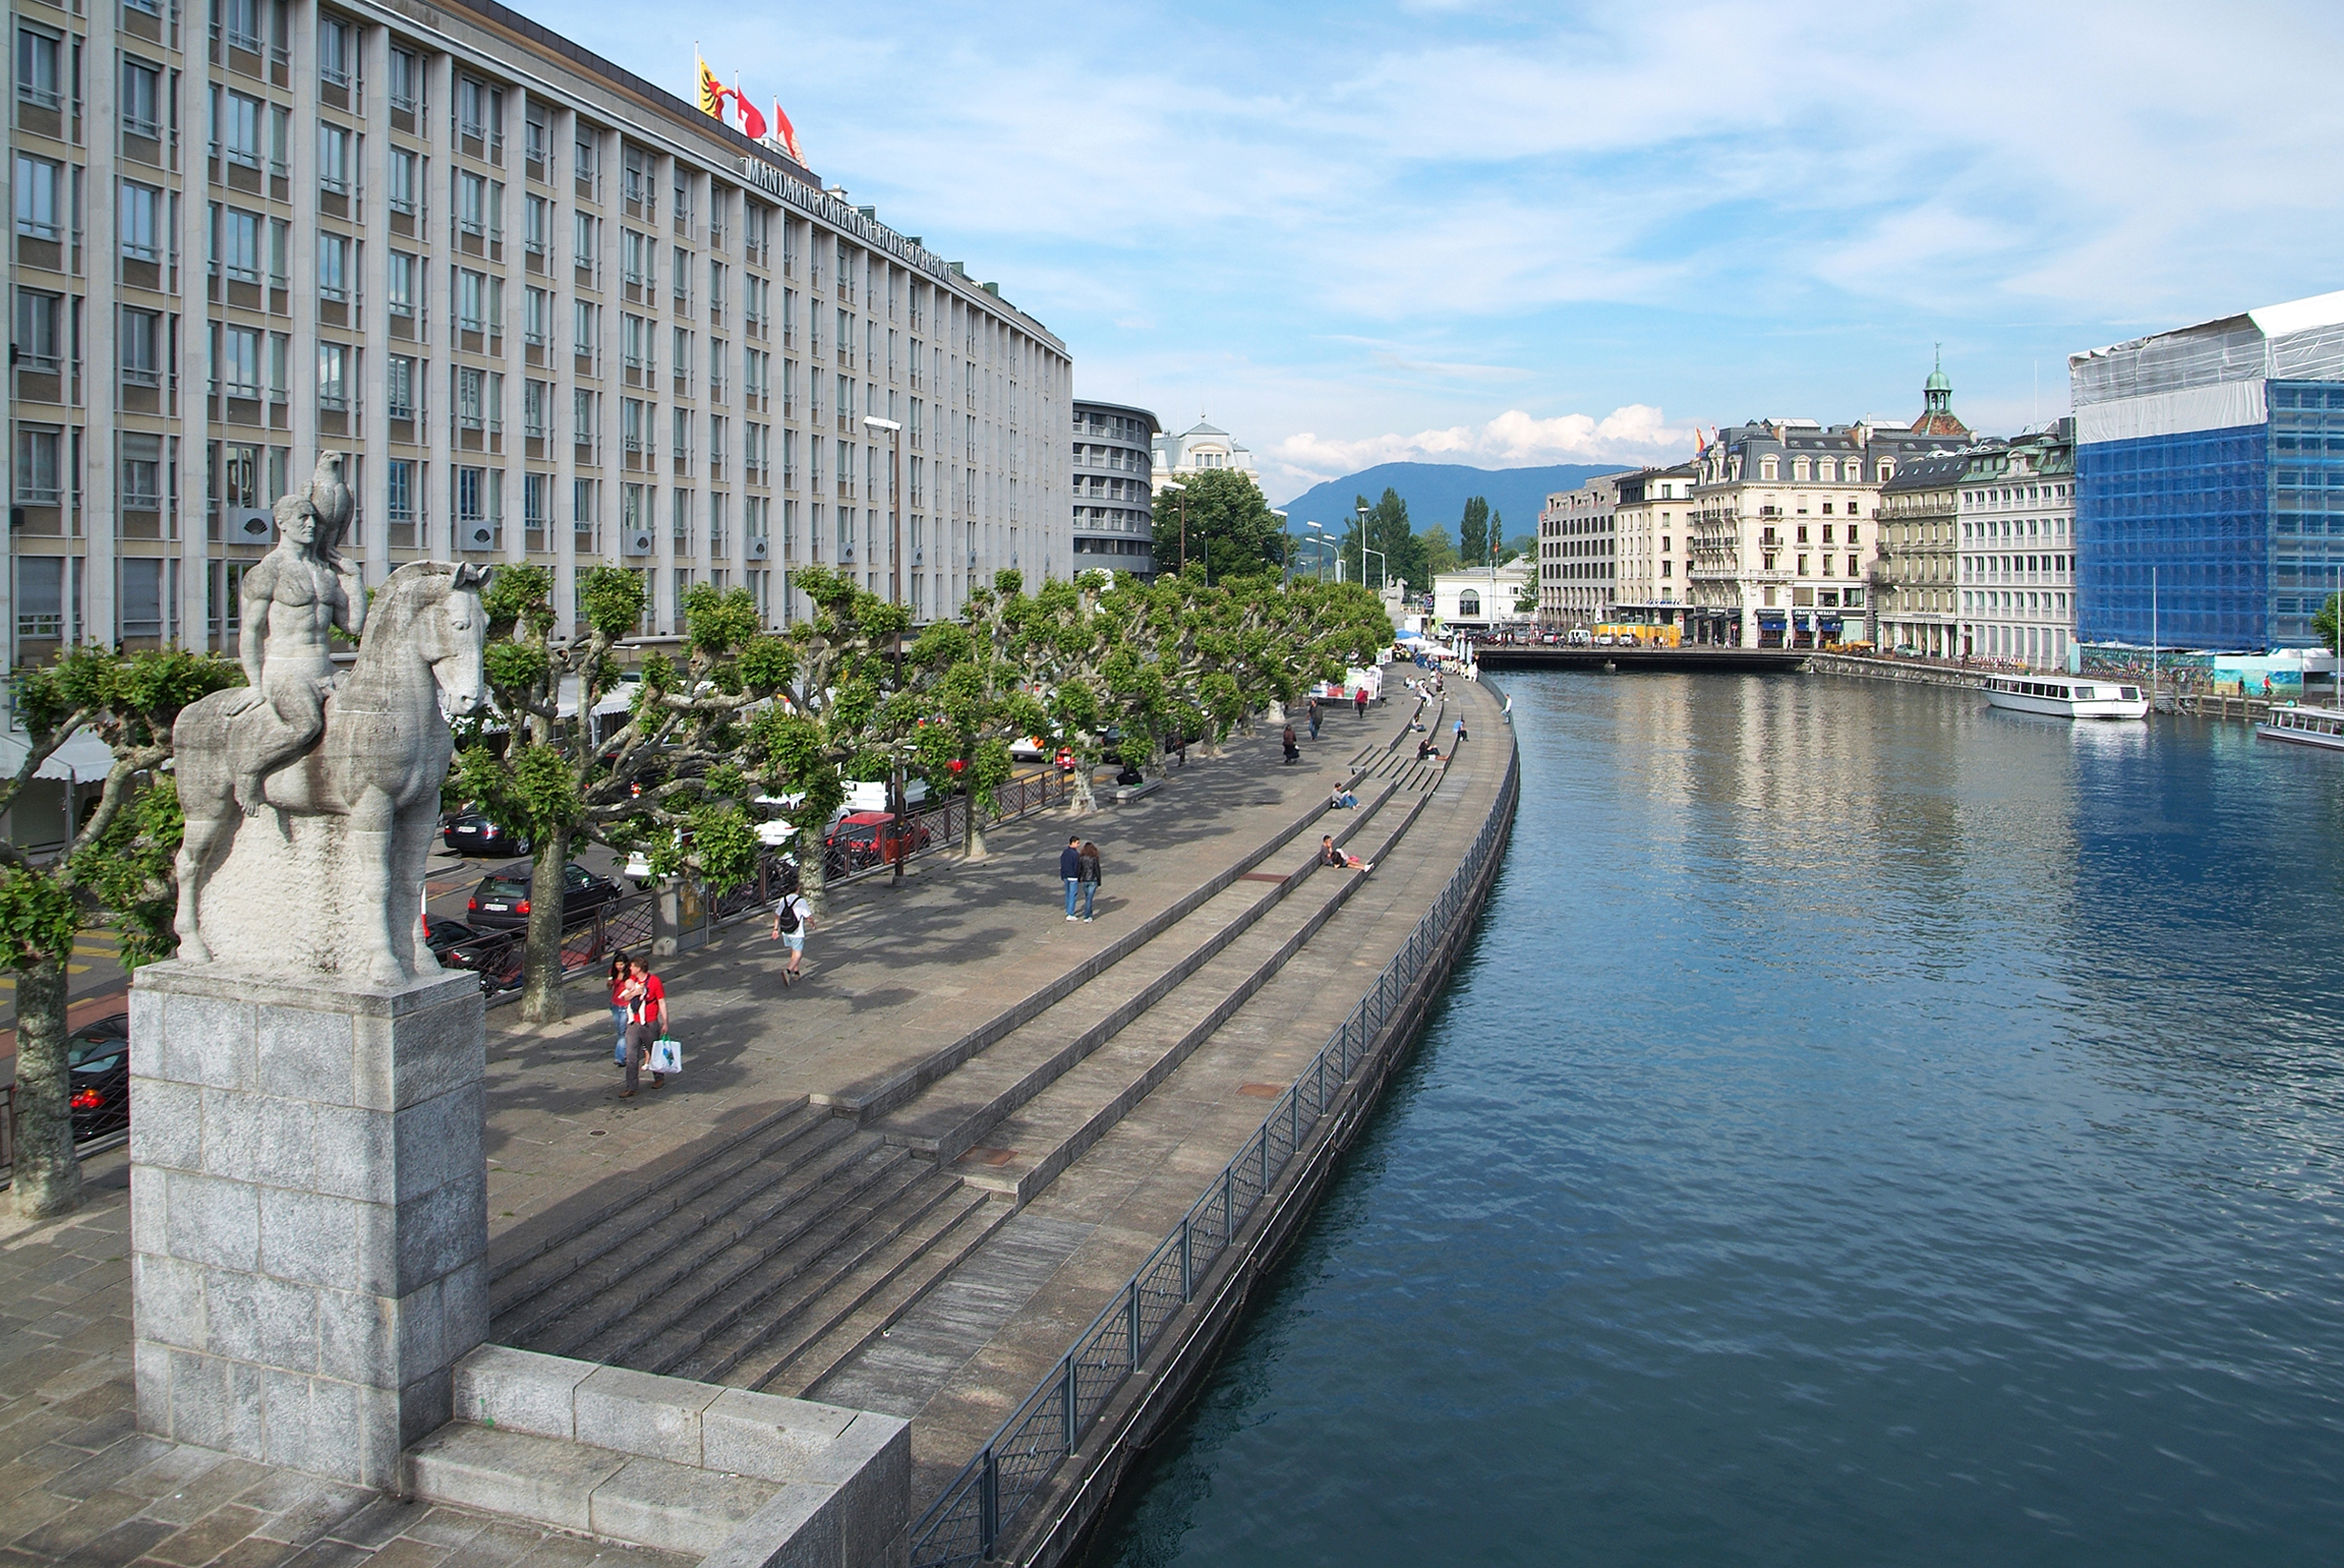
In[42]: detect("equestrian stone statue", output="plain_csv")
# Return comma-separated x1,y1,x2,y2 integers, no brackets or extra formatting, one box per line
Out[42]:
172,452,491,986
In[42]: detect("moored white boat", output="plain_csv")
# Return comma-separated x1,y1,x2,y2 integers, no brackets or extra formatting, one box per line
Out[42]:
2256,703,2344,750
1981,674,2150,719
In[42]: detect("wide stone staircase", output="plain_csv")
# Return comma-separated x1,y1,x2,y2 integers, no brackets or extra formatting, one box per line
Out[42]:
487,696,1451,1403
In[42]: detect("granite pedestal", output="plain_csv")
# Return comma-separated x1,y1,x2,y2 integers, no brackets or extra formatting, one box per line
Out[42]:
127,961,488,1488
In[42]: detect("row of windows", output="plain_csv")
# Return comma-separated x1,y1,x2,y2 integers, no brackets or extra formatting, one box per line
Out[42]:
1753,455,1890,483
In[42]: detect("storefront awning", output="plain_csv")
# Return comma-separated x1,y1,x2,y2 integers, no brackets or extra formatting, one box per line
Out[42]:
0,728,116,784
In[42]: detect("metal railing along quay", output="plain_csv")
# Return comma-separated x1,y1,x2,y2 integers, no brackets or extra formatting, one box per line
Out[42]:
910,749,1521,1567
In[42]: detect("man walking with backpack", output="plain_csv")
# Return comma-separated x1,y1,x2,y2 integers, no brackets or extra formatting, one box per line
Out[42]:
770,886,814,987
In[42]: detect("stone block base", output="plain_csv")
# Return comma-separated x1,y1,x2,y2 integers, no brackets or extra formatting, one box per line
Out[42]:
411,1346,911,1565
129,961,488,1489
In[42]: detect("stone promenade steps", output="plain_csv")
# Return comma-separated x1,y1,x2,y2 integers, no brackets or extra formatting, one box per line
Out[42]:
940,770,1445,1208
492,1106,872,1350
714,1192,1011,1399
866,771,1415,1172
487,1097,818,1297
817,712,1423,1132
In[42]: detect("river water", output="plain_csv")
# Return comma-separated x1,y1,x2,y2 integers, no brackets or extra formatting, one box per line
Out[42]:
1095,672,2344,1567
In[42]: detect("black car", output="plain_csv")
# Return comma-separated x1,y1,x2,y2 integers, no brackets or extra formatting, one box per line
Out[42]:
465,862,622,932
442,812,532,856
423,915,523,993
65,1014,131,1143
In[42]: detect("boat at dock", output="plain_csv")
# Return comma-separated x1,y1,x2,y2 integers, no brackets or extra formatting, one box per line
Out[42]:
1982,674,2151,719
2256,703,2344,750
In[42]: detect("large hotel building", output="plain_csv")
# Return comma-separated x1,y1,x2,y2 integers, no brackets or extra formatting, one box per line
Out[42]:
5,0,1070,667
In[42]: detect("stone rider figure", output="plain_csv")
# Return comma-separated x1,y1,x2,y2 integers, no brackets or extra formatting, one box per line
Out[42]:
230,456,363,814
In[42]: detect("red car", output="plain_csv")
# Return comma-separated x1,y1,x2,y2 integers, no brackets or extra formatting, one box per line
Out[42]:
824,811,933,869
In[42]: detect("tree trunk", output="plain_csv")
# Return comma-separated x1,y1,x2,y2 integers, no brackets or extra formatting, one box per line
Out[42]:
964,788,989,860
10,955,83,1219
799,832,828,917
519,825,570,1024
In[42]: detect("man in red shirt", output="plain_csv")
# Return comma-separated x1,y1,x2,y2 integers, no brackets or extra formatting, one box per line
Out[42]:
620,957,669,1096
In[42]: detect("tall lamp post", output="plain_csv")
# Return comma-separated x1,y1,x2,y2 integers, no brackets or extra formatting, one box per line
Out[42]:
1304,522,1327,582
1271,509,1288,584
863,414,907,882
1162,480,1187,577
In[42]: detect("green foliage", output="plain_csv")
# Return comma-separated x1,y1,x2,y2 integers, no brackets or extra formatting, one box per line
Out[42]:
2318,593,2341,657
579,565,648,641
0,863,79,968
68,774,183,968
1417,524,1461,578
1460,496,1490,568
684,804,761,892
1150,468,1286,583
1341,488,1425,593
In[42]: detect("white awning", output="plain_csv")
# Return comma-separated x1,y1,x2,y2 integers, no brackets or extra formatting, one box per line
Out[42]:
0,728,116,784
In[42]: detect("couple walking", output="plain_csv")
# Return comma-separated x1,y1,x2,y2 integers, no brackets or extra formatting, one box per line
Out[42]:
605,953,670,1096
1061,834,1105,921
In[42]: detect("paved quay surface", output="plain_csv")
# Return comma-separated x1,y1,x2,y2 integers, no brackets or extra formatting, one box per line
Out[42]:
0,1157,690,1568
0,682,1505,1558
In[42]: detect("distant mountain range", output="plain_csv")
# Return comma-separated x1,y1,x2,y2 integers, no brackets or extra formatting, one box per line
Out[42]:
1278,461,1631,544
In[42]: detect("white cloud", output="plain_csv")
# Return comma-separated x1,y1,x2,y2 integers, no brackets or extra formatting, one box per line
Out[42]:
1271,407,1691,488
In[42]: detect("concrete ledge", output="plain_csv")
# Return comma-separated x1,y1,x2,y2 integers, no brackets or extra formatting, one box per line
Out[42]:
415,1344,911,1564
1104,779,1162,804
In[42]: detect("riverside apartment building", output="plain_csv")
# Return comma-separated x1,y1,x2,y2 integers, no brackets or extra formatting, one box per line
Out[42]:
5,0,1070,667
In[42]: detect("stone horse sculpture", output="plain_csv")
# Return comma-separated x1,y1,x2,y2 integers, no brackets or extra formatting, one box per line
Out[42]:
174,560,490,987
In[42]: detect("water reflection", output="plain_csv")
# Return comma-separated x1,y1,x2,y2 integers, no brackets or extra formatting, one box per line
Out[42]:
1096,673,2344,1568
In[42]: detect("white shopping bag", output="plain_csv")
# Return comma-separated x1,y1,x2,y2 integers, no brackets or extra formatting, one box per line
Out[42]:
650,1035,683,1075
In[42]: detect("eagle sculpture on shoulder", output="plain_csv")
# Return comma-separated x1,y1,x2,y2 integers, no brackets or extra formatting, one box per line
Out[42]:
301,451,354,559
273,452,354,565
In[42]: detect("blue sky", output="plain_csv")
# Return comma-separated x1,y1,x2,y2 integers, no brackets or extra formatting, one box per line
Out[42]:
548,0,2344,503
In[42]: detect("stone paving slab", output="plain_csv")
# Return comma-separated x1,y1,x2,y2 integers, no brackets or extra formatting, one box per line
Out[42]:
0,1157,692,1568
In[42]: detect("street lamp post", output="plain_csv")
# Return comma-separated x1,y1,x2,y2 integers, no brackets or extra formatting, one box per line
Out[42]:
1355,502,1370,587
1161,481,1187,577
1270,509,1288,585
1304,522,1326,582
864,414,907,882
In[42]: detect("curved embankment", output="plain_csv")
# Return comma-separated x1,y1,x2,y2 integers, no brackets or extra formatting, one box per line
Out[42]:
906,677,1522,1568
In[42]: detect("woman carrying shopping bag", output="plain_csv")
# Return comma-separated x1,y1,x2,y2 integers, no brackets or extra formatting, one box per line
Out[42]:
618,956,670,1096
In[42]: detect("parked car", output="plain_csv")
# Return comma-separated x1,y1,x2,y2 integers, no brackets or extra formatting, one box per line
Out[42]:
63,1013,131,1143
1009,734,1055,761
465,862,623,932
441,812,532,856
423,915,523,993
824,812,933,871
